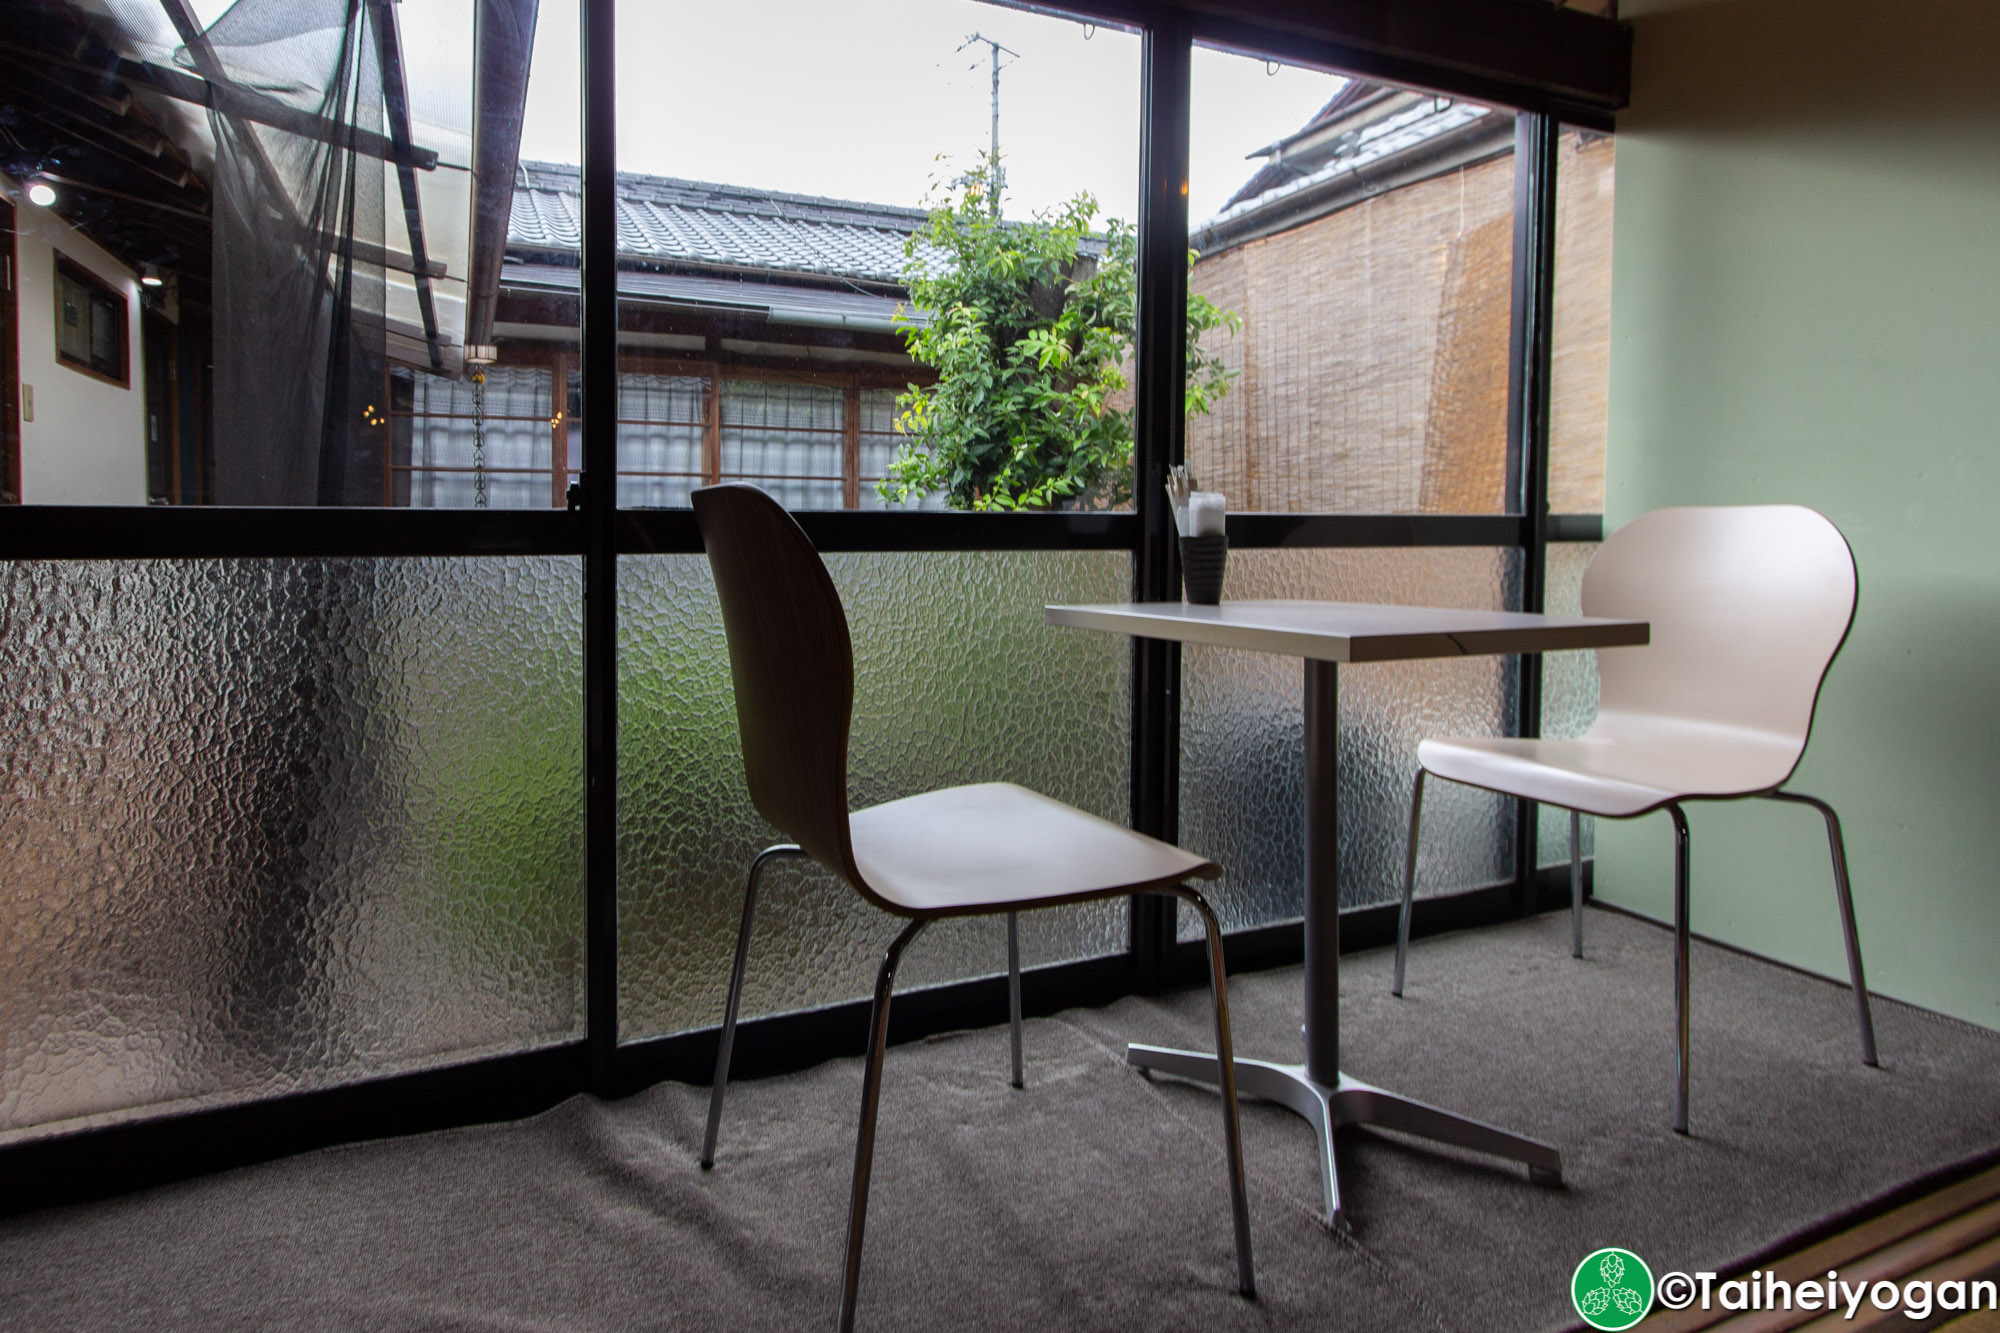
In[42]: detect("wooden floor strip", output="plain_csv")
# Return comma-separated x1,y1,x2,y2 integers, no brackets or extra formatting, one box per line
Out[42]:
1640,1163,2000,1333
1795,1233,2000,1331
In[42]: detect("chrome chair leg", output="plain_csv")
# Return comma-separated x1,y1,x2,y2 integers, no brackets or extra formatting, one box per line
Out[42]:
1765,791,1878,1067
1392,769,1426,997
1167,885,1257,1299
1667,804,1691,1136
839,917,928,1333
1570,808,1585,959
1007,912,1024,1089
701,843,803,1170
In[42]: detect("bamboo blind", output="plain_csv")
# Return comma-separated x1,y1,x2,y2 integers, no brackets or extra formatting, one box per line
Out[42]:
1186,129,1615,516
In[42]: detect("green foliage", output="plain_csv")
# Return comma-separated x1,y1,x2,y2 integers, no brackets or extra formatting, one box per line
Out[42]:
880,157,1240,511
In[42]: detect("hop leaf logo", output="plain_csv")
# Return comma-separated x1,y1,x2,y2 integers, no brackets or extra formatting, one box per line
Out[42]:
1571,1248,1655,1331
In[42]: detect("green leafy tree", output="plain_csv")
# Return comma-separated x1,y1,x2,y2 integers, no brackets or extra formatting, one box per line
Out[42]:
880,157,1239,511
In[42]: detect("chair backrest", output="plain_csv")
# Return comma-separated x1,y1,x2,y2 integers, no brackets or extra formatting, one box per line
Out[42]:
691,483,860,883
1581,505,1856,762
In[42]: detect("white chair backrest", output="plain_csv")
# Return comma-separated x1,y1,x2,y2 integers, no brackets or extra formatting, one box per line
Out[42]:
1581,505,1856,753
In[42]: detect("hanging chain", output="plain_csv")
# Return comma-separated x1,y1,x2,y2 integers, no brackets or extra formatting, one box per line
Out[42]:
470,369,490,509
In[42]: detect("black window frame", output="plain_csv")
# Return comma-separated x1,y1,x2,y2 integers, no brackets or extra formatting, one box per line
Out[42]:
0,0,1629,1210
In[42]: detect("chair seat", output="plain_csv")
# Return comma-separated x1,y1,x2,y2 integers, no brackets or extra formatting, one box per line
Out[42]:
848,782,1219,916
1417,721,1804,819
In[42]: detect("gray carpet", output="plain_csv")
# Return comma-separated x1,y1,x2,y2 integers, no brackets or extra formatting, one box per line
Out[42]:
4,909,1998,1332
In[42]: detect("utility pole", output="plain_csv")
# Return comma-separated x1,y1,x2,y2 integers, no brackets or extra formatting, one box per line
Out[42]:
959,32,1017,215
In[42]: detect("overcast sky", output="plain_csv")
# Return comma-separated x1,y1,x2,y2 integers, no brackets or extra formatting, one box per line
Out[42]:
515,0,1346,229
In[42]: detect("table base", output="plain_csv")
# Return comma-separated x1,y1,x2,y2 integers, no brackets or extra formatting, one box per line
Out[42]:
1128,1043,1563,1229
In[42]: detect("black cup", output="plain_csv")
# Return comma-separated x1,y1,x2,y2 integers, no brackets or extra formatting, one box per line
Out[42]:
1180,534,1228,605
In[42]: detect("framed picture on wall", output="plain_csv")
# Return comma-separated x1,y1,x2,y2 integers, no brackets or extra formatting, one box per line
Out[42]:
54,253,128,387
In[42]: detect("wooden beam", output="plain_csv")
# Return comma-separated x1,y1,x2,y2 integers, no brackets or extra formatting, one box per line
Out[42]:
702,362,721,487
1028,0,1630,118
112,55,438,170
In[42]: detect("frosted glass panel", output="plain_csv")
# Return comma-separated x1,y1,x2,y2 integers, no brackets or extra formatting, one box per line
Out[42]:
0,559,585,1141
1540,541,1602,865
1179,548,1522,935
619,551,1132,1041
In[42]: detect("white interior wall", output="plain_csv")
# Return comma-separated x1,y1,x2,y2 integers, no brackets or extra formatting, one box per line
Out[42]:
6,172,147,506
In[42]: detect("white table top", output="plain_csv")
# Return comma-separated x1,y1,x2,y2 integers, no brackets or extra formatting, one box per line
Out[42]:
1045,599,1649,664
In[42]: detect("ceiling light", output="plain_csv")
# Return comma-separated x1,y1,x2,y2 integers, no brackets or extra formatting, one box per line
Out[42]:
26,177,57,208
140,264,165,288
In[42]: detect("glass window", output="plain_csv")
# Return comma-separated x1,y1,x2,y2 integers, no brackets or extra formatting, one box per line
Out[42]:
1186,47,1519,515
0,555,584,1141
1179,547,1523,933
55,256,130,385
614,367,708,510
2,0,577,505
396,364,562,509
1540,540,1601,867
618,549,1131,1039
1549,126,1615,516
396,0,583,509
602,0,1142,511
717,379,846,511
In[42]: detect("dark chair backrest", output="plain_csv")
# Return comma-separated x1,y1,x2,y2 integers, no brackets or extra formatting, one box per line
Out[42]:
692,484,859,881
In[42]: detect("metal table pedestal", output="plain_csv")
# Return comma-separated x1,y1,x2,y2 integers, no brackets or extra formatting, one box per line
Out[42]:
1129,659,1562,1228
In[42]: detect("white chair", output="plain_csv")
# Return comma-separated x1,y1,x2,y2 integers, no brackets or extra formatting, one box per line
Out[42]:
1392,504,1878,1134
689,483,1254,1331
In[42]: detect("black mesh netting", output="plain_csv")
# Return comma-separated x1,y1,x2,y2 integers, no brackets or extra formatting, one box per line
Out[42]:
201,0,387,505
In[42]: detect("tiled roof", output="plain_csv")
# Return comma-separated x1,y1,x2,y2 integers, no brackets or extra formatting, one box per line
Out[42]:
501,262,916,330
1192,86,1508,256
1221,81,1389,212
1203,97,1495,232
508,161,927,284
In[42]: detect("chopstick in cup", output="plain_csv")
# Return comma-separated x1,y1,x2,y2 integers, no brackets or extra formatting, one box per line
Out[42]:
1165,465,1195,536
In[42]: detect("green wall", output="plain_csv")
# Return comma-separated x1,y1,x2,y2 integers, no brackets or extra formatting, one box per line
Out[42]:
1599,0,2000,1029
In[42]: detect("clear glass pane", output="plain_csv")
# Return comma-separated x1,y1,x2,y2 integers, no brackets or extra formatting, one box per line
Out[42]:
1539,541,1602,864
619,550,1132,1041
398,0,581,508
0,557,584,1142
615,369,707,509
717,380,846,509
1549,127,1615,516
2,0,576,506
855,388,945,512
1187,49,1519,514
609,2,1141,511
400,365,562,509
1179,548,1522,936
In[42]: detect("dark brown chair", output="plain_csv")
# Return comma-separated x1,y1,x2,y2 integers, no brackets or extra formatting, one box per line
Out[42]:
690,483,1254,1330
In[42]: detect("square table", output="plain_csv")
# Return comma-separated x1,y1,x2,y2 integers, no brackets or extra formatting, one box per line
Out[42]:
1045,598,1650,1227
